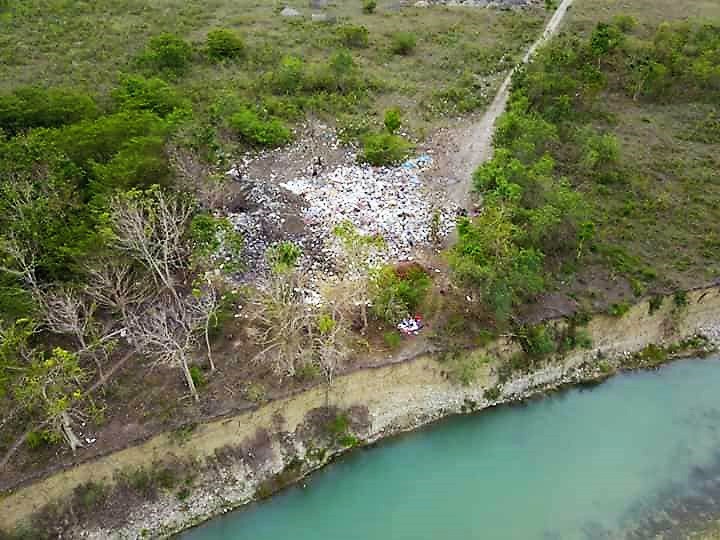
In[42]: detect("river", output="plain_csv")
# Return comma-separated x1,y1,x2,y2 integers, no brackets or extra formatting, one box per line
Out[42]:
181,356,720,539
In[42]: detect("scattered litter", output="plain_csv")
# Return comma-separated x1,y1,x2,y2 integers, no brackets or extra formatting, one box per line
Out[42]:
398,315,424,335
85,437,96,444
226,125,459,283
281,158,459,261
401,154,433,170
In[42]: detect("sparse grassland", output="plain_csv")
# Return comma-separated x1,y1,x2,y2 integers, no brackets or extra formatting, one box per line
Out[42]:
560,0,720,301
0,0,545,138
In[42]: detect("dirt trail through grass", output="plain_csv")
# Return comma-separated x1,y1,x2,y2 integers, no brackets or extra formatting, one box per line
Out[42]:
447,0,575,208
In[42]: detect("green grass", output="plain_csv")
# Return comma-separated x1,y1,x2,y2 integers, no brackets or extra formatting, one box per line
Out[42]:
562,0,720,294
0,0,545,136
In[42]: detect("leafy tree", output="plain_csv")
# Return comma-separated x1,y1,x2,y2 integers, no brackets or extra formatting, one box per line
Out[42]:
0,87,98,135
189,213,244,272
14,346,90,453
449,207,545,320
493,97,558,164
370,265,430,323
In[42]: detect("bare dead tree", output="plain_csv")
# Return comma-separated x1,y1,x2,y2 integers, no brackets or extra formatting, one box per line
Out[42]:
191,277,220,372
129,287,217,402
167,143,231,211
110,188,194,296
84,257,154,321
248,269,355,383
248,270,313,377
0,233,38,289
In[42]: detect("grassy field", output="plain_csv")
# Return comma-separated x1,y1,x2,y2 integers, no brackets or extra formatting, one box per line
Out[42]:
0,0,545,136
560,0,720,303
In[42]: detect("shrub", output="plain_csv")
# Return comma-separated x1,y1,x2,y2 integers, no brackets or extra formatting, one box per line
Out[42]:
515,324,556,358
608,302,630,317
337,24,369,48
139,33,193,76
91,135,171,195
0,87,98,135
611,14,637,32
206,28,245,60
362,0,377,13
113,75,187,117
26,429,56,450
359,132,412,165
383,108,401,134
271,55,305,95
383,330,402,349
189,365,207,388
673,290,688,308
390,32,417,55
74,481,109,512
649,294,664,315
229,108,292,147
267,241,302,272
484,385,502,401
245,382,267,403
371,264,430,323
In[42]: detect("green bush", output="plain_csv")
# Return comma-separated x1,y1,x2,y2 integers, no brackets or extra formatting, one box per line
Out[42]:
371,264,430,323
206,28,245,60
390,32,417,55
53,110,168,165
26,430,56,450
673,290,688,308
229,108,292,147
113,75,187,117
362,0,377,13
649,294,664,314
73,481,109,512
359,132,412,165
516,324,556,358
189,365,207,388
139,33,193,76
91,135,171,195
484,385,502,401
608,302,630,317
270,55,305,95
337,24,369,48
0,87,98,134
383,108,401,134
383,330,402,349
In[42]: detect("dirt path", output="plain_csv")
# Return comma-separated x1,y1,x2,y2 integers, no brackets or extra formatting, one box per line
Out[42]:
446,0,575,208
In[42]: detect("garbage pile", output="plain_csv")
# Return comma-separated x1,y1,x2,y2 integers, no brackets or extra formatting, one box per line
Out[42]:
398,315,424,335
281,154,459,261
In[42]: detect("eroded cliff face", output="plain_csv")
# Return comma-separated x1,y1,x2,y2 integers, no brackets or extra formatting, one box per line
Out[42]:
3,286,719,538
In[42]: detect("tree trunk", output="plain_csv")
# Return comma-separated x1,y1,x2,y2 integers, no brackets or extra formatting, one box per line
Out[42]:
181,357,200,402
205,321,215,372
60,411,85,454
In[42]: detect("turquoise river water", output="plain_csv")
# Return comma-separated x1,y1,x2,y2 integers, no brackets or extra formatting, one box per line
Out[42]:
182,356,720,539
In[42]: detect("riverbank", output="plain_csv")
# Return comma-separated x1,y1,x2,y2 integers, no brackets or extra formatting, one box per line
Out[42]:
1,284,719,538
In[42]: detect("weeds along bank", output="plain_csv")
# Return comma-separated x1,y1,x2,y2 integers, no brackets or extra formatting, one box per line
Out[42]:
1,285,719,539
